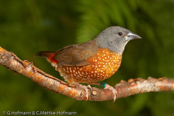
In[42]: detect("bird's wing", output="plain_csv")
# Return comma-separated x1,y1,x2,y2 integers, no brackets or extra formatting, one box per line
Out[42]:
53,40,98,66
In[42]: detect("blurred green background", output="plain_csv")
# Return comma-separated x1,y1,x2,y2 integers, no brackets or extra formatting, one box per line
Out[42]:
0,0,174,116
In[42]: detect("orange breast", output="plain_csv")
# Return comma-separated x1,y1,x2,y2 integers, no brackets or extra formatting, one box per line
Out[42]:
59,48,122,84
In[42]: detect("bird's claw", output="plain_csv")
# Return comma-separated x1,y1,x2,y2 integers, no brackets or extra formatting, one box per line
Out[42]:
74,83,91,101
85,85,91,100
104,84,117,102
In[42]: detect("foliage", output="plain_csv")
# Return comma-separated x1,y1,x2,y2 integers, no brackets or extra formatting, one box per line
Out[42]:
0,0,174,116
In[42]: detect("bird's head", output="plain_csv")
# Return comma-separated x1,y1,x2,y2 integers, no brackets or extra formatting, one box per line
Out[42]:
96,26,141,53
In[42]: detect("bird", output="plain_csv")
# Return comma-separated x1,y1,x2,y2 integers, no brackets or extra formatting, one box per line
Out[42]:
37,26,141,101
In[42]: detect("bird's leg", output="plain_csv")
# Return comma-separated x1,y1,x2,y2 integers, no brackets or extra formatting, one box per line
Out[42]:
71,82,91,101
92,82,117,102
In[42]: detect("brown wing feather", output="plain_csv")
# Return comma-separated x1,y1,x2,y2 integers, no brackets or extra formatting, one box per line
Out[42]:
53,39,98,66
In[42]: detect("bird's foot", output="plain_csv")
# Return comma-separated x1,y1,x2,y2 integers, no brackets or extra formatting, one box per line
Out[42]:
101,82,117,102
72,82,91,101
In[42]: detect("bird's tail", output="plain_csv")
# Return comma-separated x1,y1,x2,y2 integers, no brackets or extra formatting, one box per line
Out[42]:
36,51,58,63
36,51,55,58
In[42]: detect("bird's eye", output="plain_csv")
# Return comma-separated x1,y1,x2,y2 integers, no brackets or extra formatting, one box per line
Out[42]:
118,32,123,36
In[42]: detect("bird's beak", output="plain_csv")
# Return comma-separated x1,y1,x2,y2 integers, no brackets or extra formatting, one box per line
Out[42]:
125,32,142,41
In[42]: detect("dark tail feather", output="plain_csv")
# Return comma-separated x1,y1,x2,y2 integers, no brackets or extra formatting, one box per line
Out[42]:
36,51,55,57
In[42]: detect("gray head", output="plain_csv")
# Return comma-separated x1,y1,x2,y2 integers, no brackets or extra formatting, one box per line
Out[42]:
95,26,141,53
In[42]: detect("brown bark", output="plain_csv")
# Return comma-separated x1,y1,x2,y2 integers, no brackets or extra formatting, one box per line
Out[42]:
0,47,174,101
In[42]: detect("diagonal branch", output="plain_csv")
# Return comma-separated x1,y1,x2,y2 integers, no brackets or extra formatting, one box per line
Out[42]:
0,47,174,101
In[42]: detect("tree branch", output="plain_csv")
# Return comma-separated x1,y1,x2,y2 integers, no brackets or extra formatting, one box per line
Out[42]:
0,47,174,101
